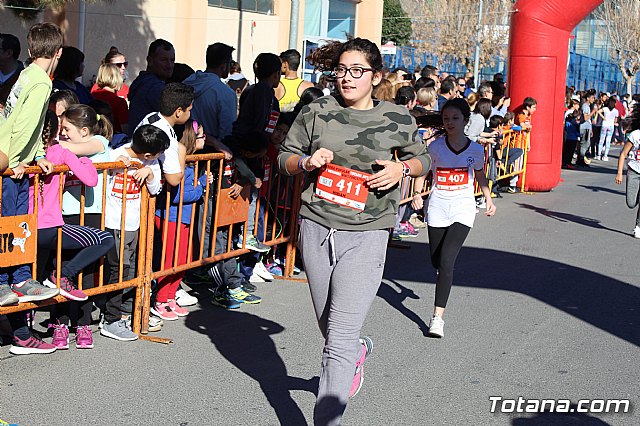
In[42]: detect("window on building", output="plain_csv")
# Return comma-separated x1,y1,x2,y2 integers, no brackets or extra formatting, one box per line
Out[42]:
208,0,274,14
304,0,356,40
327,0,355,39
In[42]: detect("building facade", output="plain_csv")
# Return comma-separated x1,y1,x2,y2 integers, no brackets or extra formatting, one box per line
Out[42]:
0,0,382,85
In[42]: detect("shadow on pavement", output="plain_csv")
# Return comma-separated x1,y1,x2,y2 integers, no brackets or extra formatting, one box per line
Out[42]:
577,184,625,196
511,406,611,425
185,308,318,426
383,243,639,348
377,279,430,336
515,203,629,236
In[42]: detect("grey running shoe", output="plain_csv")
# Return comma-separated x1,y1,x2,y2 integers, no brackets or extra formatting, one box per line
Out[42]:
100,319,138,341
11,279,59,303
0,284,19,306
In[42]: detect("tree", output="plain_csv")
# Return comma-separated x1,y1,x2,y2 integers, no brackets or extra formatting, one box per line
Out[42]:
594,0,640,95
383,0,412,46
406,0,512,70
2,0,108,19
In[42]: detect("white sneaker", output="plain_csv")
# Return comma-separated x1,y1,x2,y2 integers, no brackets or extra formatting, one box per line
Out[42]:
428,314,445,338
253,261,274,281
633,226,640,239
249,271,266,283
603,156,609,161
175,288,198,307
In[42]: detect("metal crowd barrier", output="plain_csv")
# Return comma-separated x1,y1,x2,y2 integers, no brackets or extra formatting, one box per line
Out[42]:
140,153,302,335
0,161,150,335
0,155,303,340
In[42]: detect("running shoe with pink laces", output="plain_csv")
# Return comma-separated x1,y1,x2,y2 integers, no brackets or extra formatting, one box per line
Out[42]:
350,336,373,398
49,322,69,350
150,301,178,320
47,273,88,301
167,299,189,317
75,325,94,349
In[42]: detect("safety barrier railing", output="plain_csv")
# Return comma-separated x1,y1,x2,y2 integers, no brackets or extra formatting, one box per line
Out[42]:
0,154,303,340
473,129,530,196
141,153,302,335
0,162,150,335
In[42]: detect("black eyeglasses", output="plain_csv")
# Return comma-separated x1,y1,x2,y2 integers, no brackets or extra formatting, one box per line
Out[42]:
112,61,128,68
333,66,375,79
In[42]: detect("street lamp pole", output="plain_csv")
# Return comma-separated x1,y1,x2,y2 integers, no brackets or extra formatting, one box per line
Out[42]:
473,0,484,87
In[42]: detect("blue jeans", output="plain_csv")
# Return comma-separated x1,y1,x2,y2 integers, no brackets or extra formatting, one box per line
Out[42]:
0,177,32,285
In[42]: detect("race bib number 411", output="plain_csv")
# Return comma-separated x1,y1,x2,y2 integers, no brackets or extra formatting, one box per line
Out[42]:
315,164,371,211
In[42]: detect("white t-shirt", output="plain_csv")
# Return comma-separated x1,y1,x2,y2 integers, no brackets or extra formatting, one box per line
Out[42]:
105,144,162,231
62,135,110,215
627,130,640,174
602,107,619,127
135,112,181,175
427,136,486,228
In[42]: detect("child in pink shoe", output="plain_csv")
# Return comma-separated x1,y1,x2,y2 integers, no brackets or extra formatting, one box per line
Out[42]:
29,110,114,349
151,119,211,320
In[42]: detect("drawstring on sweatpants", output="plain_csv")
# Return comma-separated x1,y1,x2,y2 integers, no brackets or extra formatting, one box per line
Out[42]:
321,228,338,265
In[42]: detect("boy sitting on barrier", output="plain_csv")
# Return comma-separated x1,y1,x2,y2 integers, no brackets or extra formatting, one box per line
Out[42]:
493,115,524,194
100,125,168,341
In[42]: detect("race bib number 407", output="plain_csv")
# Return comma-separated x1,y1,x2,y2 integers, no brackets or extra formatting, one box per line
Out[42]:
315,164,371,211
436,167,469,191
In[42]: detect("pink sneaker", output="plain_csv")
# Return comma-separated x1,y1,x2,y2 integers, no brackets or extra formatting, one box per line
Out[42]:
167,299,189,317
350,337,373,398
10,335,57,355
49,322,69,350
49,273,88,301
76,325,94,349
150,302,178,321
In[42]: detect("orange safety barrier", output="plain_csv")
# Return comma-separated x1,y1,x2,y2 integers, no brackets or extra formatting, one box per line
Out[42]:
0,154,304,339
474,129,531,196
0,162,150,335
141,153,302,334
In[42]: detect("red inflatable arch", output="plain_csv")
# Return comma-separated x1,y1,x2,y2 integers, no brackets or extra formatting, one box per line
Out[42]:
507,0,603,191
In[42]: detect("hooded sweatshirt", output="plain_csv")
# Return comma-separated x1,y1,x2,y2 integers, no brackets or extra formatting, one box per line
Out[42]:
183,70,237,141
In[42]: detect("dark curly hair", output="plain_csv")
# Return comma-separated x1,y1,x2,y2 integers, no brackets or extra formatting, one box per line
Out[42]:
307,38,383,73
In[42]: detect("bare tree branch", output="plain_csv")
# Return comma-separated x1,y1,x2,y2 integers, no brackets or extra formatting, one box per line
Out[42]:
594,0,640,94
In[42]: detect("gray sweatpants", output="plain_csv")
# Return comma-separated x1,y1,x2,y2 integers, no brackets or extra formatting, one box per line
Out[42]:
626,168,640,227
299,218,388,426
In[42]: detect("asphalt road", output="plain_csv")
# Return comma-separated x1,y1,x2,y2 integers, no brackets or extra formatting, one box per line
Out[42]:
1,148,638,426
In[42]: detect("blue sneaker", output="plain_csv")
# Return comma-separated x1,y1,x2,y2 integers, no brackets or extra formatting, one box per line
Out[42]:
212,291,242,309
228,287,261,304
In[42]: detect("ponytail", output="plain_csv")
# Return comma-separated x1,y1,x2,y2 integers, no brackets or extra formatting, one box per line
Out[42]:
62,104,113,140
94,113,114,140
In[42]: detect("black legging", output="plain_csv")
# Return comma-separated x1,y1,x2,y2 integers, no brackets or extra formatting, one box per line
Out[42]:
38,223,113,327
428,222,471,308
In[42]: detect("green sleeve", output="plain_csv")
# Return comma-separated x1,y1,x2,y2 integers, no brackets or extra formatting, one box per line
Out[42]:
396,115,431,174
3,82,50,166
277,106,313,175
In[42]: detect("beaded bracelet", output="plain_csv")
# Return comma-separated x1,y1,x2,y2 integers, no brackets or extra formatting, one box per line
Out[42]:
298,155,310,171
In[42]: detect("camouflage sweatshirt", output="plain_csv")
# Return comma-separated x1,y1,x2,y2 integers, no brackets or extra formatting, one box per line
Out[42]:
278,95,431,231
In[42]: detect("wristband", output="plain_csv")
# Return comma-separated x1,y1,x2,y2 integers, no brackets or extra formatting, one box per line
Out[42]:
298,155,310,171
401,161,411,177
35,155,45,161
412,191,421,196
